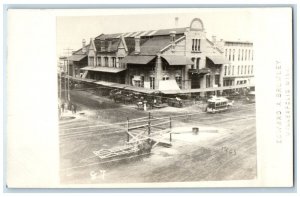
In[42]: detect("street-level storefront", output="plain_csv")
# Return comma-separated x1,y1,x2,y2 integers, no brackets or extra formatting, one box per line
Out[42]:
68,54,88,78
81,66,127,84
121,55,193,92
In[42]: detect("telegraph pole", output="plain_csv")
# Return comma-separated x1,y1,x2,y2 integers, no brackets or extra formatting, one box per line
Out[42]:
59,62,63,101
64,48,73,102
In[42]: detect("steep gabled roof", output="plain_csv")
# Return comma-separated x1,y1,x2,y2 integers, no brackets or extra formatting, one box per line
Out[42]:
72,44,90,55
94,38,121,52
129,35,183,56
95,27,187,40
206,38,223,54
130,36,170,55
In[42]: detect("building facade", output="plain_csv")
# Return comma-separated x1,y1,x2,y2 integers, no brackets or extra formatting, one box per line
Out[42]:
222,41,254,87
66,18,254,95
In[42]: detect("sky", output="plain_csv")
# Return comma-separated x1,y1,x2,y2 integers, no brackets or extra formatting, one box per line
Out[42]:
56,8,254,57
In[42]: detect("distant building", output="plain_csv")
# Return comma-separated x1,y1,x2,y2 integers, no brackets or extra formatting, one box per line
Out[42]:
66,18,254,95
221,41,254,87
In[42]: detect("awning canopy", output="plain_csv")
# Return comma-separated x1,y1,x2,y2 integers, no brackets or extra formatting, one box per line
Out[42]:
161,55,194,65
158,80,181,93
206,55,230,65
119,55,156,65
64,75,97,83
81,66,127,73
94,81,128,88
188,68,211,75
125,86,156,94
94,81,156,94
68,54,87,61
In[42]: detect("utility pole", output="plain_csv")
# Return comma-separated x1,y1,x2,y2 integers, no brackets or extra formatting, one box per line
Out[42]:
64,59,67,101
63,48,73,102
59,62,63,101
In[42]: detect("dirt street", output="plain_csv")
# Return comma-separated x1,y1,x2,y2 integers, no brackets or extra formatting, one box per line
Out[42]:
59,90,256,184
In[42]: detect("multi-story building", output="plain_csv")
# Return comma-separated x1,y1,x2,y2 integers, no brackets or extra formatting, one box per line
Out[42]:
221,41,254,87
67,18,254,96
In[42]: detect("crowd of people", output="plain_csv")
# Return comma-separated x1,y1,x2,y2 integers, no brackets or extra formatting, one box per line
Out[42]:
58,101,77,118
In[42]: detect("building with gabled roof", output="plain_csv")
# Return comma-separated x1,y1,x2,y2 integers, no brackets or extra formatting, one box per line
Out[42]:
67,18,254,96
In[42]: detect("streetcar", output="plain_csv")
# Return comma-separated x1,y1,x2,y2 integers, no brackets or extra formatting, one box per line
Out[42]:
206,96,233,113
246,91,255,103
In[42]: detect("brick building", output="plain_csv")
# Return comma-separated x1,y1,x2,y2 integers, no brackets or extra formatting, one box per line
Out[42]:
67,18,254,95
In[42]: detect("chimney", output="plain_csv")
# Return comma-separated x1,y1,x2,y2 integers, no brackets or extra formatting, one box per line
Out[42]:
82,39,86,53
175,17,179,27
170,31,176,51
134,36,141,54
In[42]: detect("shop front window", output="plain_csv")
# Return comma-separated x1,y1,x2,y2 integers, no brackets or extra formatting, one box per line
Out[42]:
215,75,220,86
206,75,211,88
175,75,182,89
162,75,169,80
150,76,155,89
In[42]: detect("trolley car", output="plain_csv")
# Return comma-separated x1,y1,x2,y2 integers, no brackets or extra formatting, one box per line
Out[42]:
246,91,255,103
206,96,233,113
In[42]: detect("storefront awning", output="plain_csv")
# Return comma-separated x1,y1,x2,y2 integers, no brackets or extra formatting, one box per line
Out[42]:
94,81,128,88
119,55,156,65
125,86,156,94
68,54,87,61
158,80,181,93
161,55,194,65
206,55,230,65
188,68,211,75
81,66,127,73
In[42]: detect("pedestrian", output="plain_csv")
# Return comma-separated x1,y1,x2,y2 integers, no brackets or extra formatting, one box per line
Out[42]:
67,102,72,110
61,102,65,113
71,104,75,114
73,104,77,114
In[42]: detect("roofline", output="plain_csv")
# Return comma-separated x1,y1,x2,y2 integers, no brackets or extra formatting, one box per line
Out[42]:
95,27,188,40
206,38,223,54
159,36,186,53
224,41,253,45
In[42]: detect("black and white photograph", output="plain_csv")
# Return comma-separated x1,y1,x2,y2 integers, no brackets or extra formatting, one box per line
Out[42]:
6,7,294,188
57,10,257,185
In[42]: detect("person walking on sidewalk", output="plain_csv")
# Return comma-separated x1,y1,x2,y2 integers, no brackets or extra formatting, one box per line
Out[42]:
61,102,65,113
73,104,77,114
